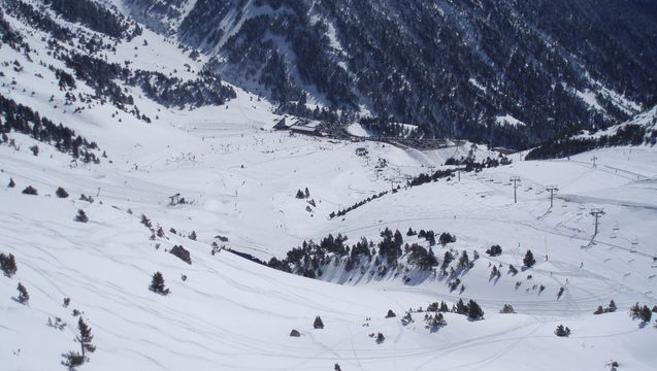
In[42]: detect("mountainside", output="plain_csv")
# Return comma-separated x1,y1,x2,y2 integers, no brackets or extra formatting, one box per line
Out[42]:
2,1,657,371
122,0,657,148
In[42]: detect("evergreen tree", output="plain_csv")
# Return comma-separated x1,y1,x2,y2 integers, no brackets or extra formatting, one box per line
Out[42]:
375,332,385,344
149,272,169,295
442,251,454,270
639,306,652,323
467,300,484,320
454,299,468,315
457,251,471,270
0,252,17,277
486,244,502,257
489,266,501,281
22,185,38,195
425,313,447,332
385,309,396,318
608,300,617,312
77,317,96,356
313,316,324,329
74,209,88,223
523,250,536,268
557,287,565,300
439,232,456,246
500,304,515,313
61,351,84,371
16,282,29,304
56,187,69,198
8,177,15,188
401,312,413,326
140,214,152,229
554,324,571,337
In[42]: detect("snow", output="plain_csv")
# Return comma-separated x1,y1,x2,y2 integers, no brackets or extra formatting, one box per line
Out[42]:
575,89,606,113
346,122,370,137
496,114,526,127
1,4,657,371
468,78,487,92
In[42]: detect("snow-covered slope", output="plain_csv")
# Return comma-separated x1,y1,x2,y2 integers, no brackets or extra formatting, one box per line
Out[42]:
1,1,657,371
3,135,657,371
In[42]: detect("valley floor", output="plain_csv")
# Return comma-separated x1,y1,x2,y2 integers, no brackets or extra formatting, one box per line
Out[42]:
2,110,657,370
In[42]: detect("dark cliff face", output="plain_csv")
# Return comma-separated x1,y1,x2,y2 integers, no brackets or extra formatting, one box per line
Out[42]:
124,0,657,148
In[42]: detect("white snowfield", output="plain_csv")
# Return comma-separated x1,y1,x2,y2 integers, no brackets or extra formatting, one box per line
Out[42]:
1,3,657,370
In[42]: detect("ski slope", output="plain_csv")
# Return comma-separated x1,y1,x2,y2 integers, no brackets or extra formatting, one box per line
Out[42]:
2,2,657,370
2,107,657,370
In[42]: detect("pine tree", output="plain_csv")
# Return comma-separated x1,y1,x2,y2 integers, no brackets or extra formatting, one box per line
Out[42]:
140,214,152,229
425,313,447,332
313,316,324,329
149,272,169,295
8,177,15,188
56,187,69,198
385,309,396,318
375,332,385,344
457,250,470,270
61,351,84,371
486,244,502,256
74,209,88,223
523,250,536,268
454,299,468,315
554,324,571,337
630,302,641,319
439,232,456,246
16,282,29,304
442,251,454,270
401,312,414,326
22,185,38,195
557,287,567,301
608,300,617,312
639,306,652,323
0,252,17,277
77,317,96,356
500,304,515,313
467,300,484,320
304,187,310,198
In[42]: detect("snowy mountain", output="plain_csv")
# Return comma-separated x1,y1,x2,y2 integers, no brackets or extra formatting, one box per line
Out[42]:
122,0,657,148
1,1,657,371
